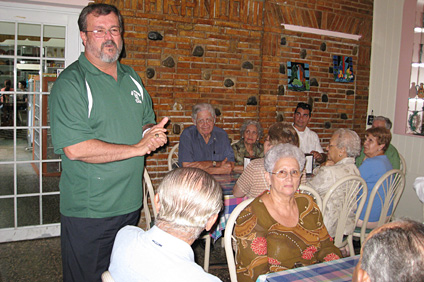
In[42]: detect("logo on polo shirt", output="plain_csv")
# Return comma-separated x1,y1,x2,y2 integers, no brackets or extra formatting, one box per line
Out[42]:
131,90,143,104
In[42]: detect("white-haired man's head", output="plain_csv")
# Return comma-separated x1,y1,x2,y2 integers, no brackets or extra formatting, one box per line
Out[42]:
154,167,223,241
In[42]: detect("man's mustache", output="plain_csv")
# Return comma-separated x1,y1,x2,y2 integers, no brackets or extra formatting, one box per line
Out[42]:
102,40,117,49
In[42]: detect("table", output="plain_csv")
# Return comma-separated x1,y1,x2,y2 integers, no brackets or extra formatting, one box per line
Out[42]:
211,173,245,240
256,255,360,282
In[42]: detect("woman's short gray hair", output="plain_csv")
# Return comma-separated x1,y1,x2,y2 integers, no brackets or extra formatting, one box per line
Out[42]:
240,120,263,140
156,168,223,240
333,128,361,157
264,143,305,172
191,103,216,121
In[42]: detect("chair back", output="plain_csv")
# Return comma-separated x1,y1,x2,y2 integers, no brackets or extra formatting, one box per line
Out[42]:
224,198,254,282
359,169,405,243
399,153,407,175
167,143,180,171
101,270,115,282
298,184,323,210
322,175,368,249
139,168,157,230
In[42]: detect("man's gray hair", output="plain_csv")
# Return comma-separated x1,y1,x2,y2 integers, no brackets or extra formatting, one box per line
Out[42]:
240,120,263,140
156,168,223,241
191,103,216,121
264,143,305,173
373,116,392,130
361,219,424,282
78,3,124,33
333,128,361,157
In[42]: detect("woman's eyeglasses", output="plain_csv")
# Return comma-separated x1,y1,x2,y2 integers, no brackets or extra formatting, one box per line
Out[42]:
268,169,301,179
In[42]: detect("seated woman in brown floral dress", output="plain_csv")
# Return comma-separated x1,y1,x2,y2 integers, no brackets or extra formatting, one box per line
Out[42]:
234,144,341,282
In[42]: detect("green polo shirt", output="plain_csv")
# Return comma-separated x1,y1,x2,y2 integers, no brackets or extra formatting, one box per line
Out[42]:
49,53,156,218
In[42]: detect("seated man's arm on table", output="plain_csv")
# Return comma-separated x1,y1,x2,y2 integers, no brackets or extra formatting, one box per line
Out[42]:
182,158,234,174
64,118,168,163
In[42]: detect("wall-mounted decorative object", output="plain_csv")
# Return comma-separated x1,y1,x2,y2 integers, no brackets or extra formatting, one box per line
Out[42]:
300,49,307,59
280,37,286,45
247,96,257,105
324,122,332,129
341,113,348,120
322,94,329,102
276,112,284,122
202,70,211,80
242,61,253,69
333,55,354,83
310,78,319,87
279,64,285,74
287,61,310,91
278,85,285,95
192,45,204,57
320,42,326,51
146,68,155,79
148,31,163,40
162,56,175,68
224,78,234,87
215,108,221,117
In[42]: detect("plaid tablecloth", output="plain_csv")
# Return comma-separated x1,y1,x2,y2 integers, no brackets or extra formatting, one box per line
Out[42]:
256,255,360,282
211,173,245,240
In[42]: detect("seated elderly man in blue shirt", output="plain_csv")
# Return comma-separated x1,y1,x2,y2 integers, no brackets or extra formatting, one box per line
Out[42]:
178,103,235,174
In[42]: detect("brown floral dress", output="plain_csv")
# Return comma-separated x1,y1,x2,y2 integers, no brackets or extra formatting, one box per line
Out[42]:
234,193,342,282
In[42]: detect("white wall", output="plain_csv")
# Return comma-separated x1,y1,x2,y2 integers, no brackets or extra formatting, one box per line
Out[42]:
369,0,424,222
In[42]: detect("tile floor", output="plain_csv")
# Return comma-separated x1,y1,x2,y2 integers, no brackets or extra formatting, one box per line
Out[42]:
0,236,231,282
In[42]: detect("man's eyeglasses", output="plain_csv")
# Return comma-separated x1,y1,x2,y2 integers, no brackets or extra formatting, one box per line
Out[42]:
85,27,121,38
197,118,214,125
268,169,301,179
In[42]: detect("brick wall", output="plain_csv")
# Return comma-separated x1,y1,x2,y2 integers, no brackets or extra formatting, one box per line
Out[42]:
96,0,373,185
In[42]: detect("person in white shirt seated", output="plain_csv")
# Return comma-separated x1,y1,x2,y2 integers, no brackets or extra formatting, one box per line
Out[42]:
292,102,325,163
108,167,223,282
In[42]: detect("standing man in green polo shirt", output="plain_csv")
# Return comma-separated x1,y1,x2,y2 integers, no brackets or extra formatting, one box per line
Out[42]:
49,4,168,281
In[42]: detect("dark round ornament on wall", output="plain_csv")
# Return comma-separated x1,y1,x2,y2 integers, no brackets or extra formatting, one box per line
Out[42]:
320,42,327,51
280,37,287,45
300,49,307,59
341,113,348,120
310,78,319,87
162,56,175,68
279,64,285,74
146,68,155,79
324,122,332,129
148,31,163,41
242,61,254,69
192,46,204,57
278,85,285,96
322,94,328,102
247,96,257,105
215,108,221,117
224,78,234,87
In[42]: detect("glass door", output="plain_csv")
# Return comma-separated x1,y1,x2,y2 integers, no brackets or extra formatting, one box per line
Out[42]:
0,3,81,242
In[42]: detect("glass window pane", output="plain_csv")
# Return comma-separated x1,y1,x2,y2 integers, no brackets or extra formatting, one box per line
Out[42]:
0,198,14,228
18,23,41,57
43,59,65,77
0,22,15,56
17,163,39,194
17,196,40,226
44,25,65,59
0,130,14,162
42,176,60,193
0,163,13,195
42,194,60,224
16,129,32,161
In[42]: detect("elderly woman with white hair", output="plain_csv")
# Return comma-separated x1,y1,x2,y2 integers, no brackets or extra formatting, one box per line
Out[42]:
235,144,341,282
307,128,361,238
232,120,264,173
